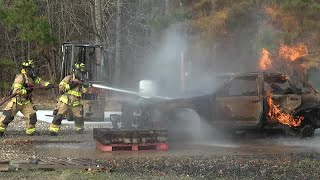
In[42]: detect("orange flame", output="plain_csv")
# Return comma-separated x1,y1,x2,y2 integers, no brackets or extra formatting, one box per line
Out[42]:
259,48,272,70
266,91,303,127
279,44,308,61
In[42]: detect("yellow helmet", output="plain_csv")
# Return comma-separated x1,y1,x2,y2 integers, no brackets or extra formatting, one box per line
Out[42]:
22,60,35,69
73,63,87,80
73,63,86,72
21,60,36,78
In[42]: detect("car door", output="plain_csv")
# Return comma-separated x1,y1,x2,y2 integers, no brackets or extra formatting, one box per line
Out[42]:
263,74,301,113
213,74,263,127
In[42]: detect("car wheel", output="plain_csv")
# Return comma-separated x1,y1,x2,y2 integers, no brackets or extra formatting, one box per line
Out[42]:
166,108,202,143
300,124,315,137
297,110,318,137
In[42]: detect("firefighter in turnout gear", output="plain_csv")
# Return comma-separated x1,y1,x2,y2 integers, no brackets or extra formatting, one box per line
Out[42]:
0,60,52,136
49,63,89,135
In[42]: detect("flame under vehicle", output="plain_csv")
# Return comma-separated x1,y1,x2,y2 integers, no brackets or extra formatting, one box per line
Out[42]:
111,71,320,139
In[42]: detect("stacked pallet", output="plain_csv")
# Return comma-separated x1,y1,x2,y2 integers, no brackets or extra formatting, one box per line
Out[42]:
93,128,169,152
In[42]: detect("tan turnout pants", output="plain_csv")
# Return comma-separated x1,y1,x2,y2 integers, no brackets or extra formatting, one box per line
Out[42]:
0,100,37,134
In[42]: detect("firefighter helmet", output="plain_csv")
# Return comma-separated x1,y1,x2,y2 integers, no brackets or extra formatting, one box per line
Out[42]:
21,60,37,78
22,60,35,69
73,63,86,72
73,63,87,80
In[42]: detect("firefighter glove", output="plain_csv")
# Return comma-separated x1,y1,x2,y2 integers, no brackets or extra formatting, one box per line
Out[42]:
69,82,78,89
26,87,33,93
82,81,90,88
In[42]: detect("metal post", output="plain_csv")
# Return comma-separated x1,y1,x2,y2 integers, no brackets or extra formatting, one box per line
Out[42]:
71,44,75,72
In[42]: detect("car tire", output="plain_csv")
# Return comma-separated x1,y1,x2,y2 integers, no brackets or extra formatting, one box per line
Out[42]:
166,108,202,144
297,111,318,137
300,124,315,137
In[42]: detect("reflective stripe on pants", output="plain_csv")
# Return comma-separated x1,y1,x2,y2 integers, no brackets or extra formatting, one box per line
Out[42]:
49,124,60,133
26,127,36,135
75,126,84,131
0,126,6,133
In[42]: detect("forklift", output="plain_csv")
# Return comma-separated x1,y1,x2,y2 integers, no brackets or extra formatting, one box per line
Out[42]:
59,42,107,121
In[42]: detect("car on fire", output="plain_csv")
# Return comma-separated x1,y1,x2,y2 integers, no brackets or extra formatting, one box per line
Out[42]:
114,71,320,138
163,71,320,137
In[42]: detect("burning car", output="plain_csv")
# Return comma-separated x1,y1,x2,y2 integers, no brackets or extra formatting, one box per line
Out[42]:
159,71,320,137
112,71,320,139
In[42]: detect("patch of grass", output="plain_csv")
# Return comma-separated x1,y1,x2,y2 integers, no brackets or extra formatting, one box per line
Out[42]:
0,171,195,180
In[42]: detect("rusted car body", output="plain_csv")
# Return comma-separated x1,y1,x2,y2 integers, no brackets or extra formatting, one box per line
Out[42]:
115,71,320,137
153,71,320,137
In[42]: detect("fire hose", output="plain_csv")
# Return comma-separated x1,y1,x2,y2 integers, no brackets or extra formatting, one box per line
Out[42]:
0,85,58,107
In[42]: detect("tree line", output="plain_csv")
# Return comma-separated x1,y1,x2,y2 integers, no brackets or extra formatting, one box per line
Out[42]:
0,0,319,95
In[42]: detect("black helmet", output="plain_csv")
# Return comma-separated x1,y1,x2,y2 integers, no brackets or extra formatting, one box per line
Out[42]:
21,60,37,78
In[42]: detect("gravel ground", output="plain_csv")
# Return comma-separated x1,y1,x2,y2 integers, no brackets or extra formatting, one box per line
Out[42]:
1,153,320,179
1,116,320,179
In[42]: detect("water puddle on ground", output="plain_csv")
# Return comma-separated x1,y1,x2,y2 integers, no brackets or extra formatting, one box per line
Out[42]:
39,142,93,149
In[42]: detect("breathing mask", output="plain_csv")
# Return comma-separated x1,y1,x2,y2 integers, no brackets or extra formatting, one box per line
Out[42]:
73,63,87,80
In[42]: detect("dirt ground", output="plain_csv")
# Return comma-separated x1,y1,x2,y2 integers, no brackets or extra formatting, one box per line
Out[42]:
1,115,320,179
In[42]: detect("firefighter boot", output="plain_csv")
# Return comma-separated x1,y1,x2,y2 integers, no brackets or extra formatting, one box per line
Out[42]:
0,124,6,137
26,127,40,136
76,127,85,134
49,124,60,136
26,127,35,136
49,114,63,136
26,113,39,136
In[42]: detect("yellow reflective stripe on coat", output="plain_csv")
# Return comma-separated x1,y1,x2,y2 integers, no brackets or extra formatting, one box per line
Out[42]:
49,124,60,133
13,83,23,89
20,89,27,95
59,95,82,106
34,77,41,84
26,128,36,135
13,83,27,95
17,101,30,105
60,81,70,91
67,90,82,97
72,101,81,106
59,81,67,86
59,95,68,104
12,98,30,105
45,82,51,86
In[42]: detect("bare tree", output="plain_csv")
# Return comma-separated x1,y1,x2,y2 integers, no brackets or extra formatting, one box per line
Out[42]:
113,0,122,86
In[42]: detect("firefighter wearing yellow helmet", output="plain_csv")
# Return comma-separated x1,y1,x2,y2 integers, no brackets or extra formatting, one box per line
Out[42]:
0,60,52,136
49,63,89,135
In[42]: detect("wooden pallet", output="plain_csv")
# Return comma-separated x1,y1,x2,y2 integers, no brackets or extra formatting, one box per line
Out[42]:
96,142,169,152
93,128,168,145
